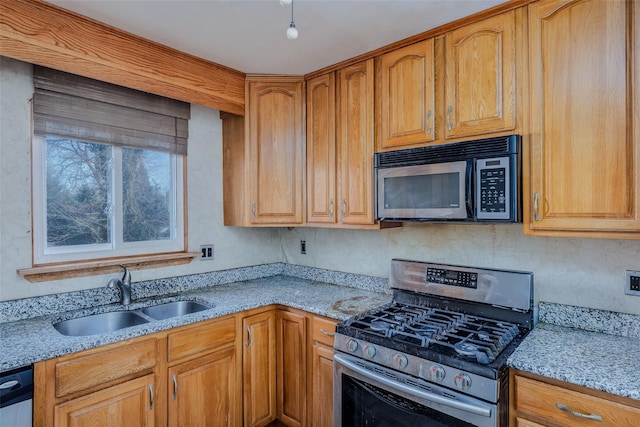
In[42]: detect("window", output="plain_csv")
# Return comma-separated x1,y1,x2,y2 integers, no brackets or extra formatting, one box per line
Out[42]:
31,67,189,265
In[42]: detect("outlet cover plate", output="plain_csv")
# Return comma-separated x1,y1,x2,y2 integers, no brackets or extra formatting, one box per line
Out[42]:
625,270,640,296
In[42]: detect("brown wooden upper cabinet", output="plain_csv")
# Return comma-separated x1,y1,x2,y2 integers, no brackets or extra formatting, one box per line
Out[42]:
306,73,337,225
525,0,640,238
378,39,436,150
307,60,393,228
223,76,305,226
444,10,516,139
377,11,517,151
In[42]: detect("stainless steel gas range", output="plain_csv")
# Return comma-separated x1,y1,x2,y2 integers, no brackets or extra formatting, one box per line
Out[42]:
334,259,533,427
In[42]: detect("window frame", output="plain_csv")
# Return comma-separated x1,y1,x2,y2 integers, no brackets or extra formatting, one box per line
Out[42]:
31,134,186,266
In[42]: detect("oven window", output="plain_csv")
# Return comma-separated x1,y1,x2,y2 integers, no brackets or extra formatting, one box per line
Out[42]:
383,173,460,209
341,376,475,427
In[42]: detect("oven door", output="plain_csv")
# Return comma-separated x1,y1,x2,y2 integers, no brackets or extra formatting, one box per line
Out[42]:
334,353,496,427
376,160,470,220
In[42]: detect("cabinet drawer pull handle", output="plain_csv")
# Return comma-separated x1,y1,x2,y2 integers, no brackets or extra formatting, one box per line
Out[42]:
426,110,432,135
446,106,453,131
329,198,334,218
246,326,252,347
556,403,602,421
319,328,335,337
533,192,540,221
172,374,178,401
148,383,154,410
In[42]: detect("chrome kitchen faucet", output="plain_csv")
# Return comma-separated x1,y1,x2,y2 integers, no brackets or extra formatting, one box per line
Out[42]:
107,264,132,305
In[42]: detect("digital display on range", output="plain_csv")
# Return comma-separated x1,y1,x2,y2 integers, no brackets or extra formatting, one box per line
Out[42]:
426,268,478,289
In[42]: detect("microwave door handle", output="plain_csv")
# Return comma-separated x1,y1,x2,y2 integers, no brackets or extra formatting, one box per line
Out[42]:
466,162,474,218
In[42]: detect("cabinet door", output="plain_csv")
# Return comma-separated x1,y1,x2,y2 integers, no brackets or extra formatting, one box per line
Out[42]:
276,310,307,427
337,59,376,225
379,39,436,149
445,11,516,138
168,347,237,427
54,374,155,427
307,73,337,224
242,310,276,427
527,0,640,236
309,343,334,427
247,79,305,225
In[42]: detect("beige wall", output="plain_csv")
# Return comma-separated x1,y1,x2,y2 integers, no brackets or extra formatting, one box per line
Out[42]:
1,56,639,316
281,224,640,315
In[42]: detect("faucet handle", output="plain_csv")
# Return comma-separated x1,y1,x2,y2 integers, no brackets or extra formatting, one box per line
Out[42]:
119,264,131,284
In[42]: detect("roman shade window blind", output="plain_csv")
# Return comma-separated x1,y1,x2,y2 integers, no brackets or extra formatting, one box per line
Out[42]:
32,66,190,155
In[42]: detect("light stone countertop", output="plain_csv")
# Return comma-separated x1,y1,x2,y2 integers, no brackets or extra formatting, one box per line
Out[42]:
507,302,640,401
0,274,392,372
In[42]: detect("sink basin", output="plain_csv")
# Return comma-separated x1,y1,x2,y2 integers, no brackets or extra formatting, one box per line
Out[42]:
140,301,212,320
53,311,150,336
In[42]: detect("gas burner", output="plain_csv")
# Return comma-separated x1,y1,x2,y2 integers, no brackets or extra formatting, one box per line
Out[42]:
370,320,392,333
454,341,480,356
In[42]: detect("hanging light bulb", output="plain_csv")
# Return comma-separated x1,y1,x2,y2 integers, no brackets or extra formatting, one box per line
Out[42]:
287,22,298,40
285,0,298,40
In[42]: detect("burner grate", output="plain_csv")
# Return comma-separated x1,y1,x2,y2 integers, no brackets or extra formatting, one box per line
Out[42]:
346,302,522,364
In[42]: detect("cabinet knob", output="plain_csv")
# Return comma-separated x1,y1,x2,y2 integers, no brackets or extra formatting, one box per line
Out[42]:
446,106,454,131
533,192,540,221
251,201,257,218
426,110,432,135
340,199,346,218
328,199,334,218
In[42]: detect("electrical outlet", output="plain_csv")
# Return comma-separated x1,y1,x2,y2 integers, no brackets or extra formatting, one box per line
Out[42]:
200,244,214,261
625,270,640,296
300,240,306,255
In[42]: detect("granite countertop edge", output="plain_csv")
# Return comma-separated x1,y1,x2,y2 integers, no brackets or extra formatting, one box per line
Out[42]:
507,302,640,401
0,274,392,372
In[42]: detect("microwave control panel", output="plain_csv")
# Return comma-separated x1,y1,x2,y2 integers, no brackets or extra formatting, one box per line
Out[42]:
476,156,511,220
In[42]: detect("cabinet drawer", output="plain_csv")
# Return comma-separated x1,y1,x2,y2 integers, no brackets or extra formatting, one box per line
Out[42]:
168,315,235,362
55,338,157,398
311,316,337,346
513,375,640,427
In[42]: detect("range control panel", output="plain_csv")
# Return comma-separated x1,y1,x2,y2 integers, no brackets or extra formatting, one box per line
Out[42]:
426,267,478,289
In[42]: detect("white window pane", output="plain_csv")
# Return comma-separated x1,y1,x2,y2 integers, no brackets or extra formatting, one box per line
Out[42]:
122,148,173,243
45,138,112,248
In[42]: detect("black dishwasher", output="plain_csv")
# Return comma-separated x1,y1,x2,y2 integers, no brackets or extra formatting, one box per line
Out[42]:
0,365,33,427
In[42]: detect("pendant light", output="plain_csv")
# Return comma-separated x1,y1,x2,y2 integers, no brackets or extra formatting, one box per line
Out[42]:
280,0,298,40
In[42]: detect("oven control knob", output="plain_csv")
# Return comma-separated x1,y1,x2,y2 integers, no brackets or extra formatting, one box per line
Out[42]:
362,345,377,359
428,365,446,382
454,373,472,390
347,339,359,353
393,354,408,370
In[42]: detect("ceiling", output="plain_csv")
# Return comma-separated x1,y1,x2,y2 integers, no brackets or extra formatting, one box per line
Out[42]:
46,0,507,76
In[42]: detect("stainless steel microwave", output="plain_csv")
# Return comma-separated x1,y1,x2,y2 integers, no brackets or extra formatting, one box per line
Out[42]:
375,135,521,222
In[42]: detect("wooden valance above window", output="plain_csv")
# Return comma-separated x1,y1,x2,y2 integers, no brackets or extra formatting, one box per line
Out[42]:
33,66,190,155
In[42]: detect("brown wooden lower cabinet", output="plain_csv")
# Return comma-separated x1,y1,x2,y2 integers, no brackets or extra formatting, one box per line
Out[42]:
242,308,277,427
35,308,338,427
510,370,640,427
308,316,337,427
34,315,240,427
277,309,307,427
53,374,156,427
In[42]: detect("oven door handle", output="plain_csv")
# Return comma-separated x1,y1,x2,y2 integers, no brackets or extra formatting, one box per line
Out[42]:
335,354,492,418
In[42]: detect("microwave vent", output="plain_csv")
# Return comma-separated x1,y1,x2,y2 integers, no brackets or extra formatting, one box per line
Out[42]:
376,135,519,167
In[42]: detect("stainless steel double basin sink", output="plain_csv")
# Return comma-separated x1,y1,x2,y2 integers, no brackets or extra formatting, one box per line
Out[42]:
53,300,213,337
